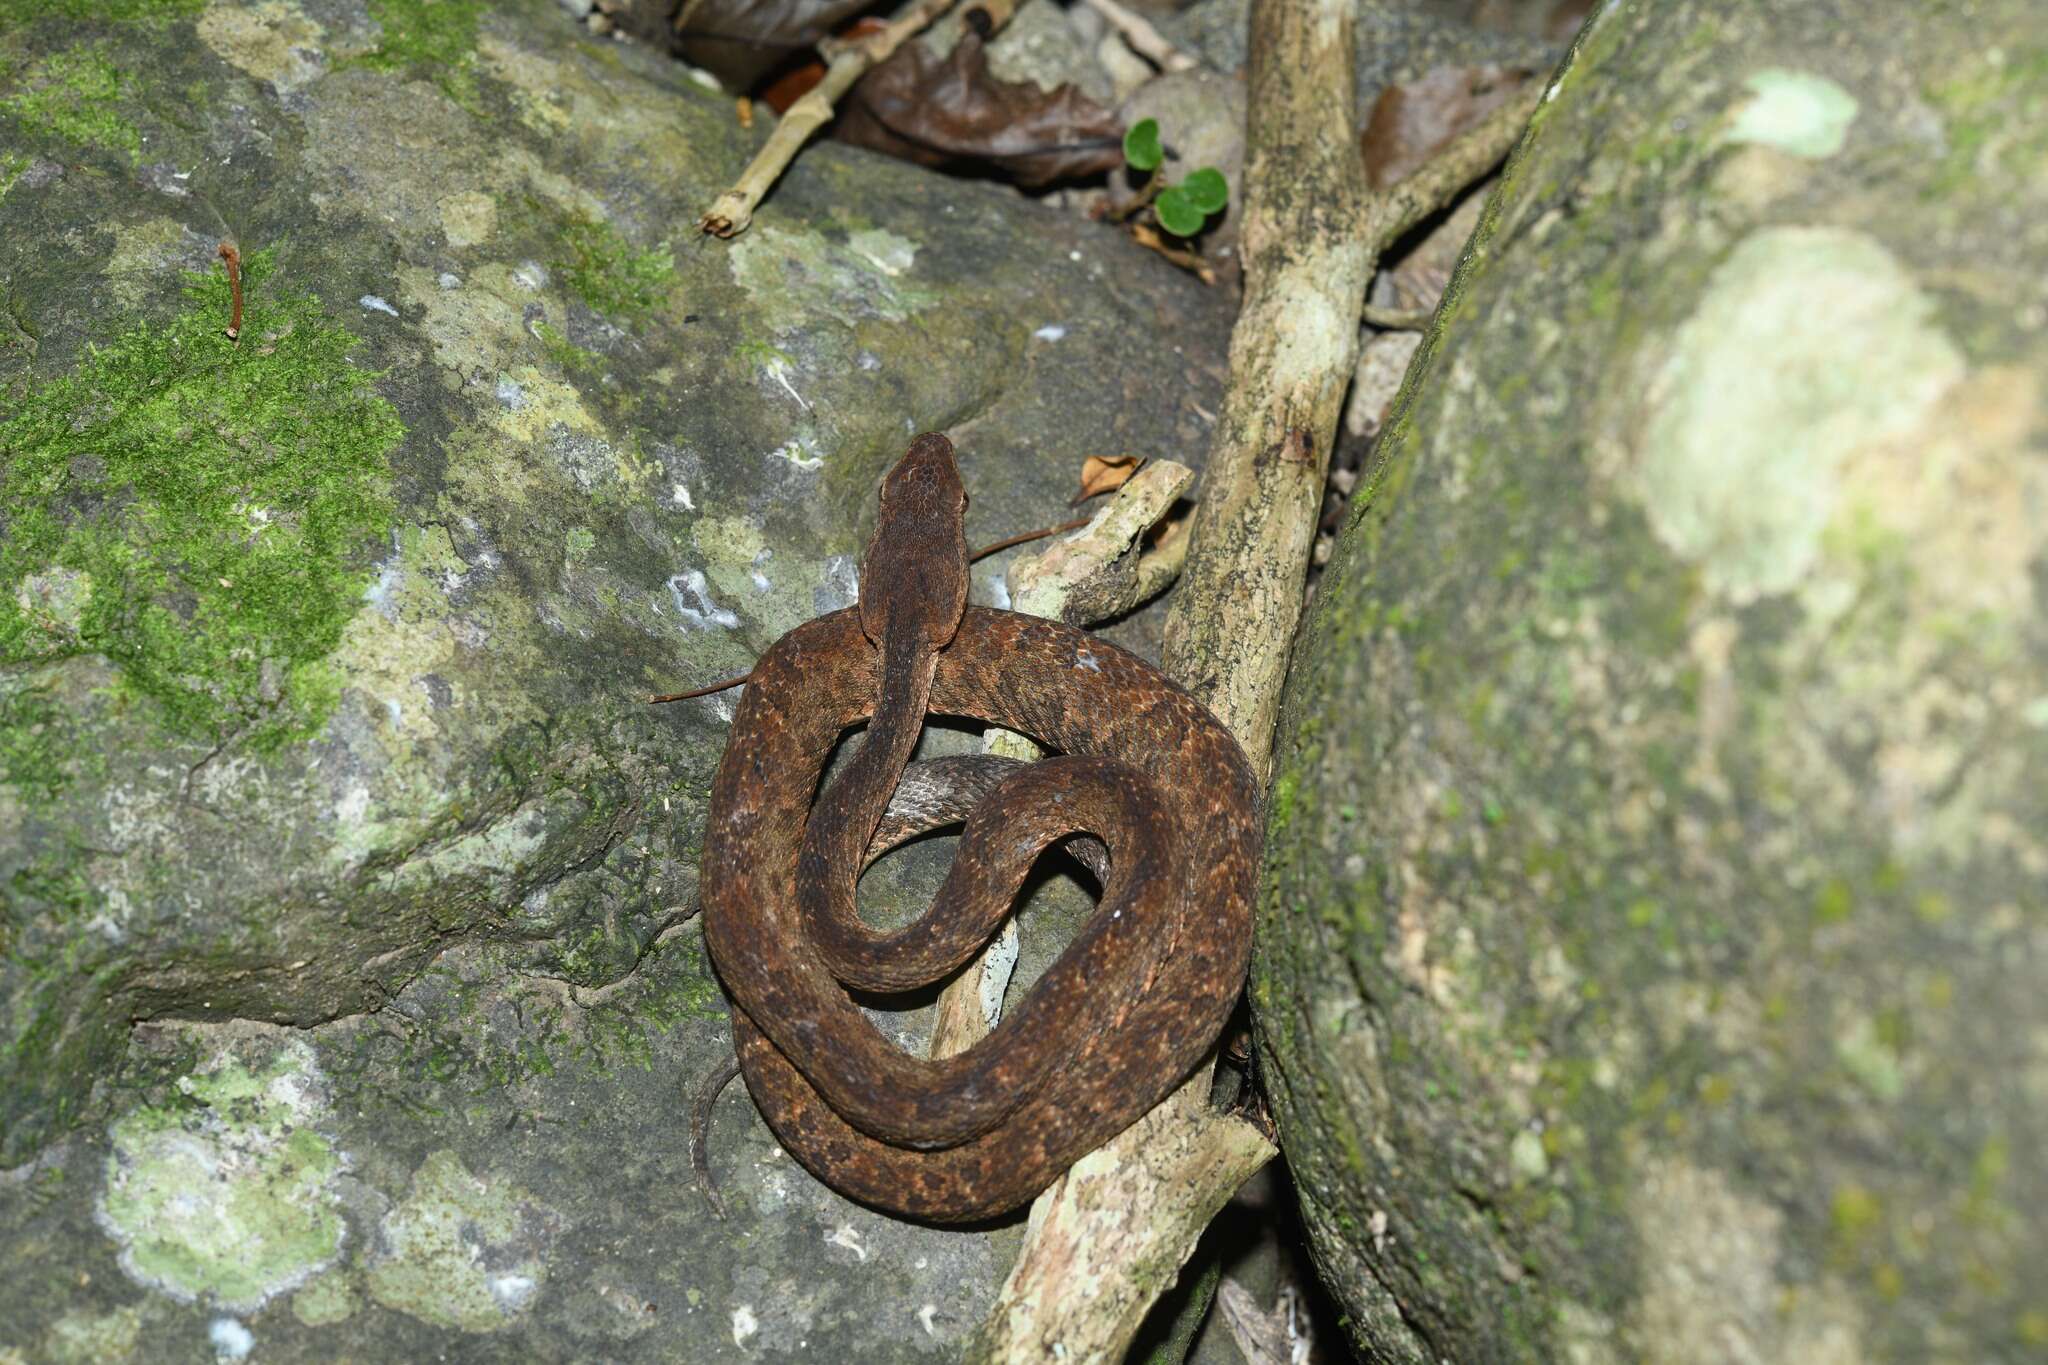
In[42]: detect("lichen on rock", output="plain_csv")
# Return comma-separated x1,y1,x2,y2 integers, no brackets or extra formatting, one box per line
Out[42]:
97,1037,348,1312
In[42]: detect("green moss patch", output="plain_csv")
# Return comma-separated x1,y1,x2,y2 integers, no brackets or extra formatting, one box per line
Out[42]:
359,0,485,107
0,249,403,753
555,214,675,324
1,0,202,27
0,45,139,160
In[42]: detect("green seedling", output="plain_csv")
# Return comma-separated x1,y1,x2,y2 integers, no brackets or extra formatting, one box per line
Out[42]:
1120,118,1230,238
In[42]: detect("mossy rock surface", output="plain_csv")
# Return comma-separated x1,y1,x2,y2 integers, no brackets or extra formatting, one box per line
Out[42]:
0,0,1229,1357
1258,2,2048,1361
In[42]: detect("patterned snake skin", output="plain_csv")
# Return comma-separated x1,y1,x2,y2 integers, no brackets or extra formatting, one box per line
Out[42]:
700,435,1259,1221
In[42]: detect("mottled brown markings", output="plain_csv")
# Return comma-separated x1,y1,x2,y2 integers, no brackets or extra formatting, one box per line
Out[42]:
700,435,1261,1221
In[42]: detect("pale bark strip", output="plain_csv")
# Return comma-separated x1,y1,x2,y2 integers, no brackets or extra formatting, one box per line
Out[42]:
1159,0,1373,780
970,1,1542,1360
1077,0,1198,73
696,0,1018,238
927,461,1194,1061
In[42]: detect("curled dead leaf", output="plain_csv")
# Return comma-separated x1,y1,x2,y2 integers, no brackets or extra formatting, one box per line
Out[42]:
1071,454,1144,505
836,31,1126,188
1359,63,1534,190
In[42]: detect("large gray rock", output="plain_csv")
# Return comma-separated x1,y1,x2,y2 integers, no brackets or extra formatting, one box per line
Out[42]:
0,0,1229,1357
1259,1,2048,1360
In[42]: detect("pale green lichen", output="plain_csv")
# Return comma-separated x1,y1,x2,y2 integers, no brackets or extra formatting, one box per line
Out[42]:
0,249,404,753
1722,68,1858,158
39,1303,150,1365
291,1272,359,1326
728,225,937,332
98,1038,348,1311
365,1149,556,1332
1635,226,1963,601
195,0,327,94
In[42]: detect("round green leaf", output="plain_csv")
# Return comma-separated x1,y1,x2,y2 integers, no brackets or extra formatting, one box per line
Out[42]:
1154,186,1203,237
1123,118,1163,172
1180,167,1229,214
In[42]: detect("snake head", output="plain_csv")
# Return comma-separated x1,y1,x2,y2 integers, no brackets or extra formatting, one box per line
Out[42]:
859,433,970,650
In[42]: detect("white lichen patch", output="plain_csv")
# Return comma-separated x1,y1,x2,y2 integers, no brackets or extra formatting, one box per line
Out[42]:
1634,225,1964,602
690,514,819,638
207,1316,254,1360
97,1037,348,1313
846,227,918,277
729,225,938,332
364,1150,558,1333
197,0,326,94
1722,68,1858,159
665,570,741,631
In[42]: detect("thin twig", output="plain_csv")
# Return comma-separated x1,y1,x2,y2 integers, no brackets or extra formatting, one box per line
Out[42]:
697,0,1000,238
1130,223,1218,284
1105,168,1163,224
1361,303,1434,331
1369,81,1542,247
216,241,242,341
649,672,751,705
1079,0,1198,72
968,515,1091,561
690,1054,743,1220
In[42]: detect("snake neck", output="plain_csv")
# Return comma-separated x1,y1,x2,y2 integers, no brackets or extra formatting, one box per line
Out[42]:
801,625,937,882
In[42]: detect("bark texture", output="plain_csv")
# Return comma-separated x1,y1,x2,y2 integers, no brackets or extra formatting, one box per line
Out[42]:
1259,2,2048,1361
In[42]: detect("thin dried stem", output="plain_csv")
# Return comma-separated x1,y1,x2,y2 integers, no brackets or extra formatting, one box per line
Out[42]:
697,0,1019,238
1079,0,1198,73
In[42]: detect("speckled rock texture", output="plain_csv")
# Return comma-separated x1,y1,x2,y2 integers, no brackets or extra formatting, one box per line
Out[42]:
0,0,1231,1358
1258,2,2048,1361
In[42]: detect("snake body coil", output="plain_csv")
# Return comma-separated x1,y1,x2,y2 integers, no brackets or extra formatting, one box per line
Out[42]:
701,435,1259,1221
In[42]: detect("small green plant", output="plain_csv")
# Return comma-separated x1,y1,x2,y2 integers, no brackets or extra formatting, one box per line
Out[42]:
1120,118,1230,238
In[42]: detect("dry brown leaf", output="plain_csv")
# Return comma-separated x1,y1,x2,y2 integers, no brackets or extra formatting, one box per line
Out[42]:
1070,454,1144,505
836,31,1126,188
1359,63,1533,190
614,0,878,94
